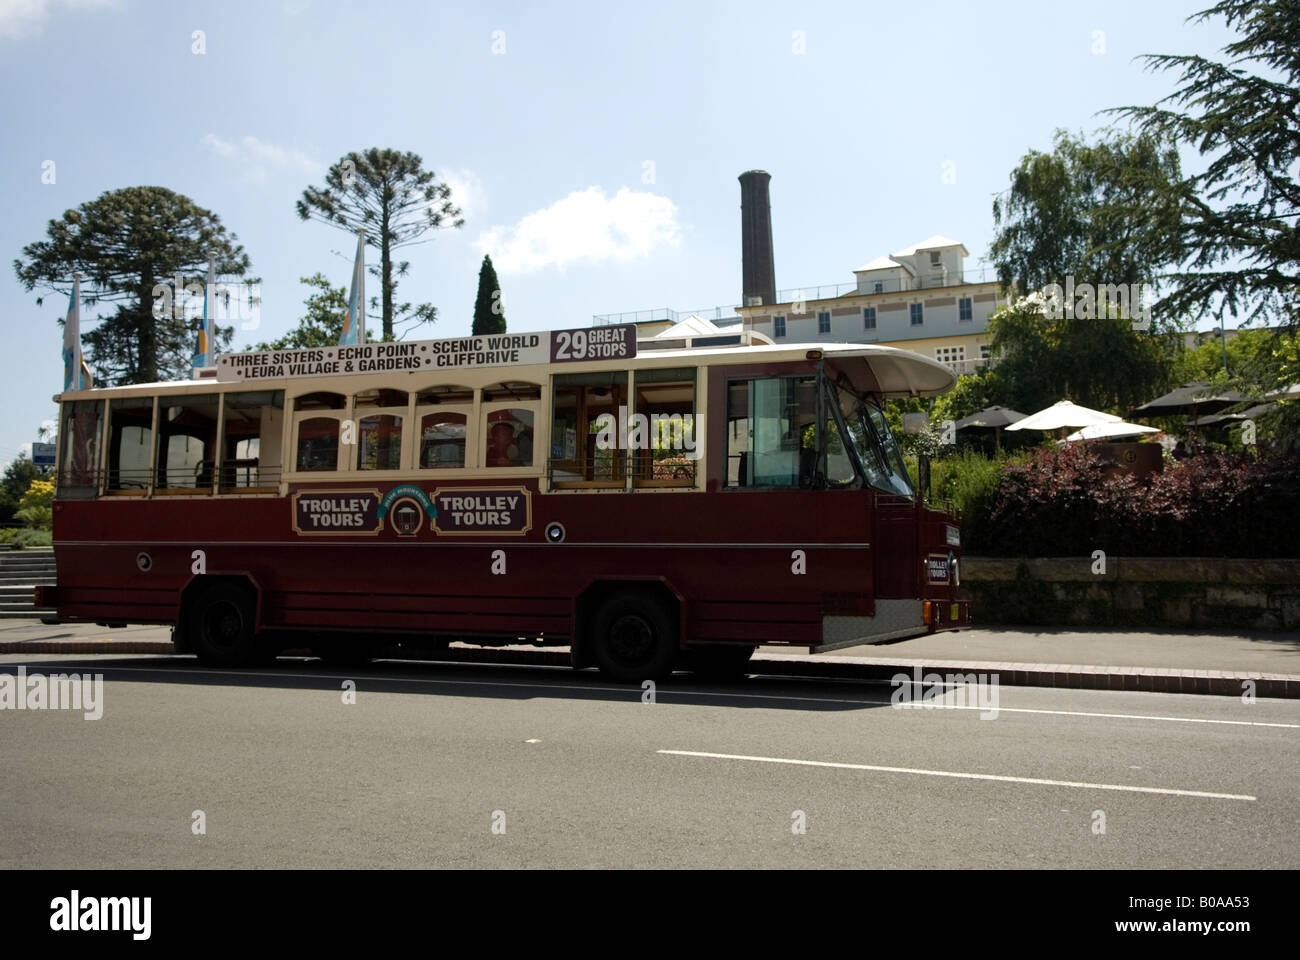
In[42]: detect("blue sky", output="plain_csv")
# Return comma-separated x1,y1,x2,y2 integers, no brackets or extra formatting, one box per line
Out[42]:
0,0,1236,469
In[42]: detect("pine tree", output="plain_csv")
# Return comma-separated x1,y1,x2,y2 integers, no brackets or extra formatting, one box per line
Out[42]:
472,255,506,335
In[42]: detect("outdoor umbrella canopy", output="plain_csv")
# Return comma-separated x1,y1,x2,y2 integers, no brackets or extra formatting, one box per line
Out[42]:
1131,382,1251,417
1196,402,1276,428
1264,383,1300,400
954,405,1026,430
1061,421,1161,442
1006,400,1122,432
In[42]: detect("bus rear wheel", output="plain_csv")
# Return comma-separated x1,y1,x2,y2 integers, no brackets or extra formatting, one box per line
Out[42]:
685,644,756,679
592,591,678,683
190,584,259,667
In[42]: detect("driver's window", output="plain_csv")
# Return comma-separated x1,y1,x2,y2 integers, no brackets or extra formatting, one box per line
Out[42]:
155,394,219,492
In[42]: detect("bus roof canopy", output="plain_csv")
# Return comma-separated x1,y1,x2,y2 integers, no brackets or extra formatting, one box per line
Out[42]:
54,339,957,401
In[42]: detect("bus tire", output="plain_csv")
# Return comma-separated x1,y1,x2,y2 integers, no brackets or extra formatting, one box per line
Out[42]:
190,583,259,667
685,644,755,678
592,591,678,683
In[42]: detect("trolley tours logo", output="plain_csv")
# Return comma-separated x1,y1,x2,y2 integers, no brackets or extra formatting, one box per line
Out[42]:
0,667,103,720
890,666,999,719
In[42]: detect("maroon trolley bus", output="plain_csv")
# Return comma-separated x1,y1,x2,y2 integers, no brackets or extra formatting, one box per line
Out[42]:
41,326,971,681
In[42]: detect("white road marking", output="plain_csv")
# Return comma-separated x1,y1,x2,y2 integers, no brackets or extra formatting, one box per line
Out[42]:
8,660,1299,729
658,750,1258,802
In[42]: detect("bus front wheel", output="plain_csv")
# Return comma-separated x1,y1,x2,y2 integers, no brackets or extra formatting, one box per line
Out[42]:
592,591,678,683
190,583,259,667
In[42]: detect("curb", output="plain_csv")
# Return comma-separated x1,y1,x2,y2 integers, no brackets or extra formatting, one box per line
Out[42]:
1,641,1295,699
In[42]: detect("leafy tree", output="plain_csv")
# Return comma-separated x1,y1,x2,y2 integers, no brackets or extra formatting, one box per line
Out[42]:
990,128,1190,308
1106,0,1300,444
1106,0,1300,331
248,274,347,351
985,297,1175,415
13,186,255,384
931,369,1004,426
472,254,506,335
0,455,52,524
296,149,463,340
16,479,54,530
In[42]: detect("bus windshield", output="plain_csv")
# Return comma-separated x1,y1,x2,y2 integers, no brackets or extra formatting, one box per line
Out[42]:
830,382,914,498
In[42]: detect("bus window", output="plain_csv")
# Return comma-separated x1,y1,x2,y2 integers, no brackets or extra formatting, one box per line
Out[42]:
416,385,472,470
296,417,340,471
357,414,403,470
550,371,626,486
58,399,103,499
156,394,219,491
485,409,534,467
354,388,407,470
631,367,695,488
725,377,818,488
420,411,467,468
220,390,283,490
292,392,346,473
483,382,539,469
107,397,154,492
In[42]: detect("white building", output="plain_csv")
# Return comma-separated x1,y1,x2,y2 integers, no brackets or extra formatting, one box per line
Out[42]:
739,236,1004,375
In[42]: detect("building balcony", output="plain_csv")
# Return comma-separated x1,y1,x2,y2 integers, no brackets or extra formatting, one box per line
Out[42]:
773,267,1000,304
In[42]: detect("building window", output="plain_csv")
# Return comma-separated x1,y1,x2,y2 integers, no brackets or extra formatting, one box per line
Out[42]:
873,281,883,295
959,297,973,322
910,303,923,326
929,251,942,266
863,307,876,330
773,315,786,338
936,346,967,367
817,311,830,334
980,344,990,360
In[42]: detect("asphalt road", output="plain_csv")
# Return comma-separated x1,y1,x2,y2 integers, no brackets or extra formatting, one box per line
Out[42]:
2,653,1297,869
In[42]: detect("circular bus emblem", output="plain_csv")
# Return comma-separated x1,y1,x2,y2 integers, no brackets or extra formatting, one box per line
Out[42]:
388,497,423,537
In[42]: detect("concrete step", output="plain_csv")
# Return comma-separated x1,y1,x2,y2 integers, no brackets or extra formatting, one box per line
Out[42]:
0,588,45,600
0,610,55,620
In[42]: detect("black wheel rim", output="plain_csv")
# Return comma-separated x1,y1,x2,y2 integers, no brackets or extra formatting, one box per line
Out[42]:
201,601,244,652
608,613,656,666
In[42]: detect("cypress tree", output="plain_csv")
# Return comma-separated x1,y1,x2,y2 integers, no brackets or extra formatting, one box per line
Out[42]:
472,255,505,335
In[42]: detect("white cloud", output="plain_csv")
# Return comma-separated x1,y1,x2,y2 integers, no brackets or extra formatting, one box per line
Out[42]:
438,168,482,225
0,0,113,41
201,133,319,183
476,187,681,274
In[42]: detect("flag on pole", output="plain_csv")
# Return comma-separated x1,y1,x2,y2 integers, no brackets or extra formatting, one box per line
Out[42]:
192,254,215,375
63,274,87,391
340,231,366,346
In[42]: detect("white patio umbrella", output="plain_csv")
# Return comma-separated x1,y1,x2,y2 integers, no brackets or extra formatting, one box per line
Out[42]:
1005,400,1122,432
1060,421,1161,442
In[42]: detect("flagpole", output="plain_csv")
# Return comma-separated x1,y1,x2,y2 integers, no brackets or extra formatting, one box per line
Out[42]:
63,273,84,391
341,229,366,346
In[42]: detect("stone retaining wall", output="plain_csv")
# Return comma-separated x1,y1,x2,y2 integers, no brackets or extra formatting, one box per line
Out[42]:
962,557,1300,630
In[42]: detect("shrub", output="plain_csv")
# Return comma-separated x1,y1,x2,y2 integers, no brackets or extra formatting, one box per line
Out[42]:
979,446,1300,557
929,451,1005,552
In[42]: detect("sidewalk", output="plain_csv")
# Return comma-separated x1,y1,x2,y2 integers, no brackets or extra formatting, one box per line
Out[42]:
2,619,1298,698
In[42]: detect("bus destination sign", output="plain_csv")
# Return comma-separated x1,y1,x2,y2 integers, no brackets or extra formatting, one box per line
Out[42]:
216,325,636,382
